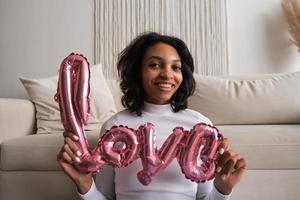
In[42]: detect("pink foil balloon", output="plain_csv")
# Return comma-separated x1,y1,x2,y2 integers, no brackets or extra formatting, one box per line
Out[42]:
55,53,224,184
100,125,140,168
55,53,91,156
177,123,223,183
55,53,139,173
137,123,185,185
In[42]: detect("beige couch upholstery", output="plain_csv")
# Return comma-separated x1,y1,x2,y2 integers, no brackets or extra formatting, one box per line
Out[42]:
0,71,300,200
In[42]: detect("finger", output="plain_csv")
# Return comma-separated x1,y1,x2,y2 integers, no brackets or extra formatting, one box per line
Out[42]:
63,143,74,157
217,149,235,168
221,154,240,175
63,143,81,163
57,151,71,167
220,138,229,150
63,151,77,164
234,157,247,171
217,138,229,156
231,158,247,180
63,131,79,141
60,146,81,164
219,147,225,155
60,159,85,180
63,130,68,137
65,137,82,157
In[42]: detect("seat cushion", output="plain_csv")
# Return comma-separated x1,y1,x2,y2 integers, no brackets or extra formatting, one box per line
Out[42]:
0,132,100,170
217,124,300,169
1,125,300,171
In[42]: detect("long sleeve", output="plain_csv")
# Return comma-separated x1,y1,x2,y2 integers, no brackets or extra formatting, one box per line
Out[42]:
78,179,108,200
196,180,231,200
77,164,116,200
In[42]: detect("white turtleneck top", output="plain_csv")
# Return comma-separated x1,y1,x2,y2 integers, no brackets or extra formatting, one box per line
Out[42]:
79,102,231,200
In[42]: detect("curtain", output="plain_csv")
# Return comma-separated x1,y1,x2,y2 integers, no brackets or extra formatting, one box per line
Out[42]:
95,0,228,78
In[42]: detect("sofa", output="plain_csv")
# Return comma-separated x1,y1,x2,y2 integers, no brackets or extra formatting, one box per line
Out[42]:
0,65,299,200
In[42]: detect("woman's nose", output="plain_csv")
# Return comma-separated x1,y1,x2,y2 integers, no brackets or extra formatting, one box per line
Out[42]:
159,66,173,79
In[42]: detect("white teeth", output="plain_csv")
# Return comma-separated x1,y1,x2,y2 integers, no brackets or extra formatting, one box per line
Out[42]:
158,83,172,88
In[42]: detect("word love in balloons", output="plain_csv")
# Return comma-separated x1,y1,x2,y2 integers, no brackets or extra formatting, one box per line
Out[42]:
97,123,224,185
55,53,224,185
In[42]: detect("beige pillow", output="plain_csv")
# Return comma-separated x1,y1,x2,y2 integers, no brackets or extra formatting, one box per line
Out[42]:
20,64,117,134
105,79,124,112
189,71,300,125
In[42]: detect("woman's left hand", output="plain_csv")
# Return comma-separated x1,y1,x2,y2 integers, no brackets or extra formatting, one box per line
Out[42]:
213,138,247,195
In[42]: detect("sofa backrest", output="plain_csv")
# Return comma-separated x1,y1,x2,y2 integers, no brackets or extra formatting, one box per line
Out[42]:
106,71,300,125
189,71,300,125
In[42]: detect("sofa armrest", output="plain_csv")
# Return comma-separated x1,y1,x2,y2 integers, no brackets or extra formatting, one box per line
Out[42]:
0,98,36,143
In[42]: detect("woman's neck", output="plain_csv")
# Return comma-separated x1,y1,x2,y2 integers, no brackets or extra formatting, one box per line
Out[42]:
142,101,173,114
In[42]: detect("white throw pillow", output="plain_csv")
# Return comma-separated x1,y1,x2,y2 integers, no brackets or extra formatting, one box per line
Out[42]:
105,79,124,112
189,71,300,125
20,64,118,134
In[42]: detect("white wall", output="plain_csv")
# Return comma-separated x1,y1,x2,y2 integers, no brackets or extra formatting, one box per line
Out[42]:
227,0,300,74
0,0,94,98
1,0,300,98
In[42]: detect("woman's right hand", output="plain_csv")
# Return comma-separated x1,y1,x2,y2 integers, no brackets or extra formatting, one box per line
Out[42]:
57,131,93,194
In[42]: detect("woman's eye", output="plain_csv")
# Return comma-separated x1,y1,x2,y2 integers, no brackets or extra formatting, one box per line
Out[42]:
149,63,160,68
173,65,182,71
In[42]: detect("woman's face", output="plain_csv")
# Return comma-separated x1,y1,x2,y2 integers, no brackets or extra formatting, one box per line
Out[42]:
141,42,183,104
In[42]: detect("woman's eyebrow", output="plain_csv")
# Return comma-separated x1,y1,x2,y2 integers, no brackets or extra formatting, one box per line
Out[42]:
146,56,181,62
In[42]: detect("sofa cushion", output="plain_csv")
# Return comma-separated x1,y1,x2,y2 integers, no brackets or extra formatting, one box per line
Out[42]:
189,71,300,125
105,79,124,112
20,64,117,134
218,124,300,169
0,132,100,171
0,98,35,143
1,125,299,171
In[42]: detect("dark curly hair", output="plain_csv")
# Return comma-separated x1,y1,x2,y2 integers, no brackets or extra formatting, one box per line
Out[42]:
117,32,195,116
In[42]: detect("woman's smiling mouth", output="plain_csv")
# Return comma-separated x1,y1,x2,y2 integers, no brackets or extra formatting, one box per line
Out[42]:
155,82,175,92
